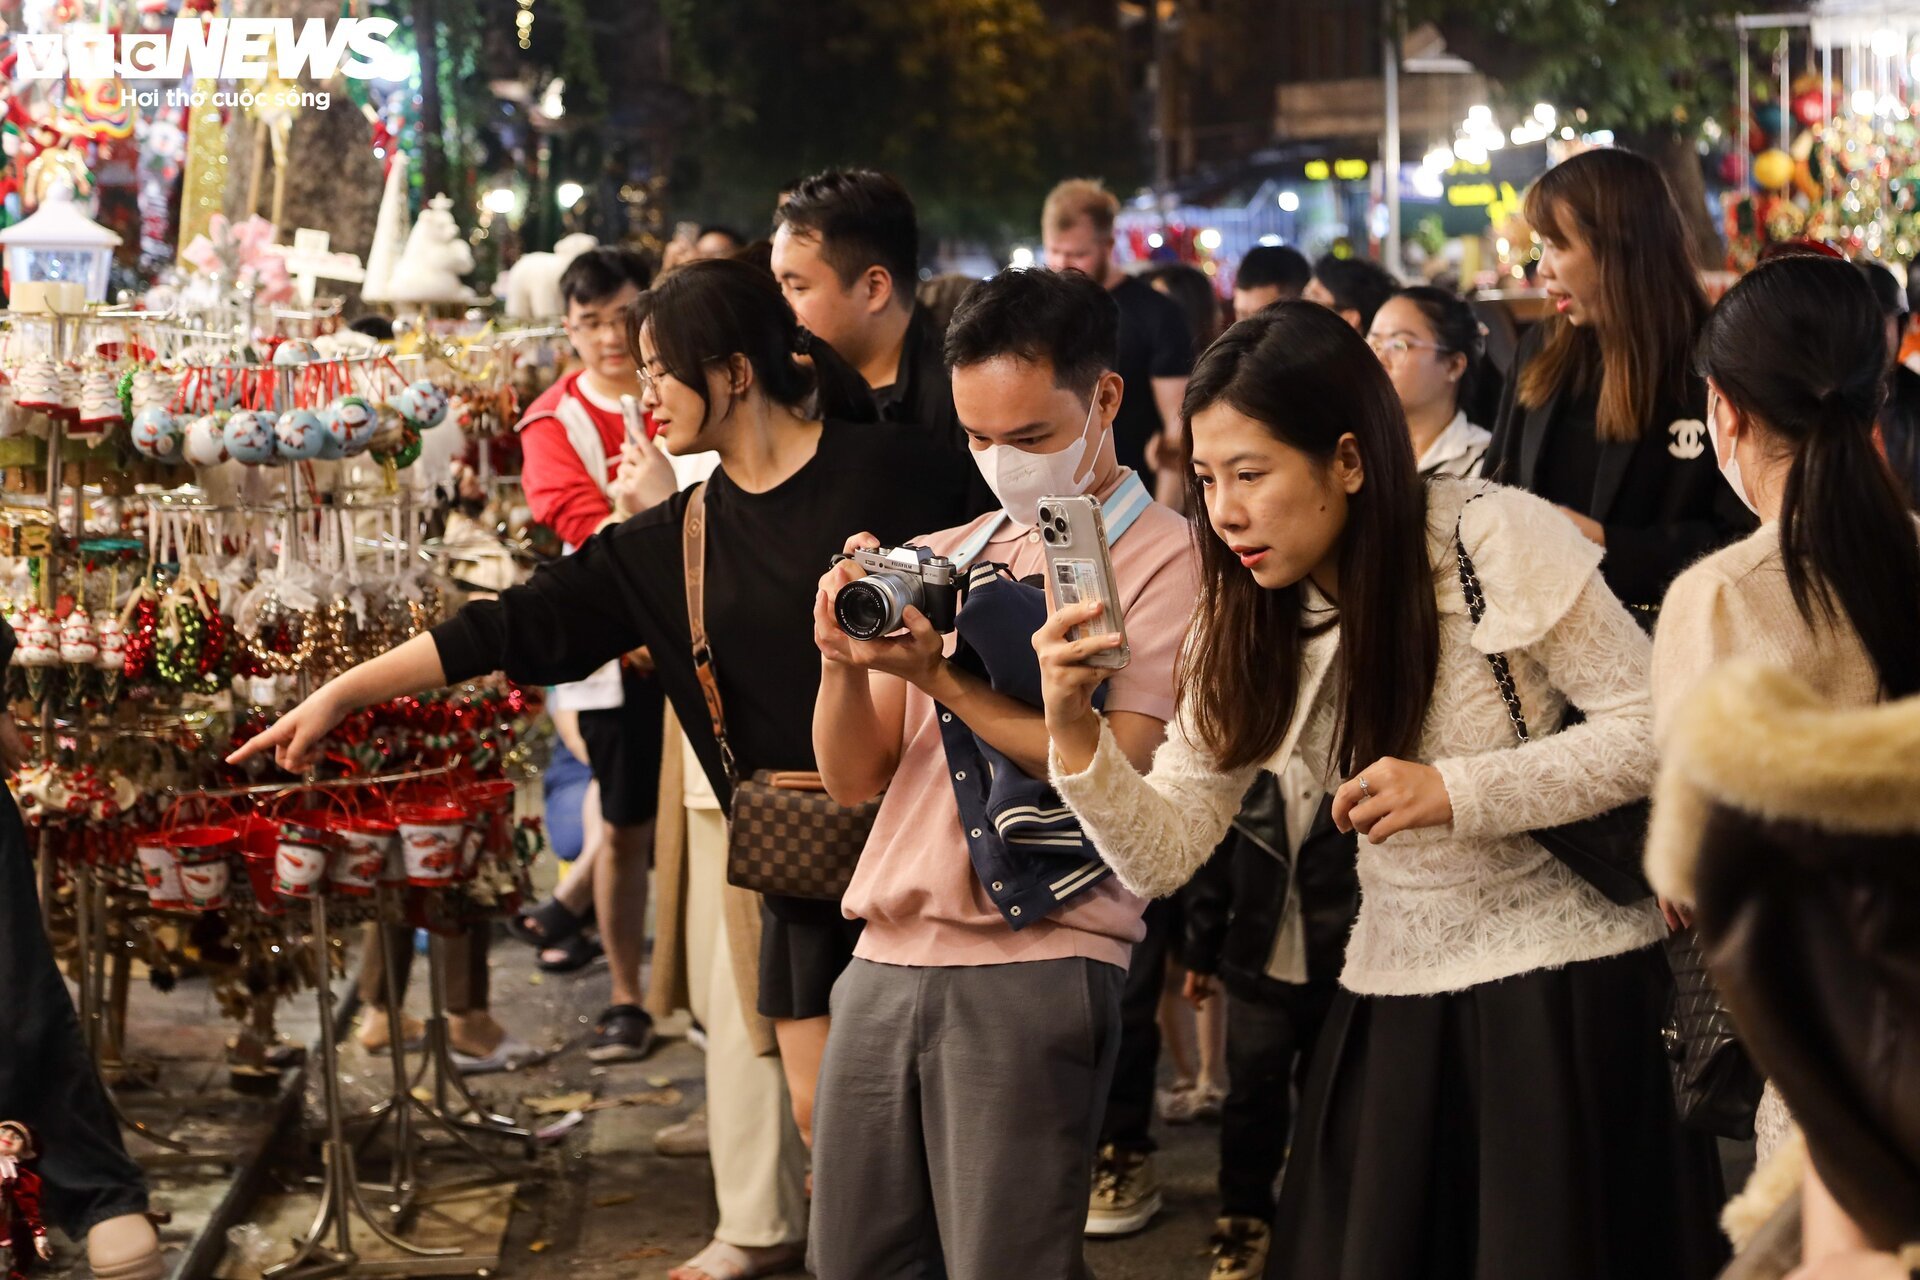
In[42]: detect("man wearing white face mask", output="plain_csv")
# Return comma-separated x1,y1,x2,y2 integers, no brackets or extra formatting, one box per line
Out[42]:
806,268,1199,1279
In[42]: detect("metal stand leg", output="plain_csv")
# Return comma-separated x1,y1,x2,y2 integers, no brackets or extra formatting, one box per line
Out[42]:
408,931,535,1158
265,895,458,1280
351,897,522,1227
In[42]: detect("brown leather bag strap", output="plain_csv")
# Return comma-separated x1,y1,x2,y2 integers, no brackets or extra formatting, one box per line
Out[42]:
682,483,737,784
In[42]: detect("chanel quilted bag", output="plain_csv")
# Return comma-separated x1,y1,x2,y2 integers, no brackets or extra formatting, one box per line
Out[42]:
683,484,878,901
1454,500,1760,1137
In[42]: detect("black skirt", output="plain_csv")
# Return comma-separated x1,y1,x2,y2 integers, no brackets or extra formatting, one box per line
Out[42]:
756,897,864,1021
1269,944,1729,1280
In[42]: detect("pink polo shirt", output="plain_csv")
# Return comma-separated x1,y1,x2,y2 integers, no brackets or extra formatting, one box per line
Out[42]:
843,469,1199,972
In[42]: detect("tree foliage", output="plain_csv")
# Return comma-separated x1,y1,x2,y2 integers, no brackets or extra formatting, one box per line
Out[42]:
663,0,1141,242
1418,0,1745,135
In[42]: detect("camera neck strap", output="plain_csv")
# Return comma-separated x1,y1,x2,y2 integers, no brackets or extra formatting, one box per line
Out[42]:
682,482,738,784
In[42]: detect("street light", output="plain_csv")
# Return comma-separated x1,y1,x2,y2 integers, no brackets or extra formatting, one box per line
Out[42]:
1277,191,1300,213
482,187,520,216
556,181,584,209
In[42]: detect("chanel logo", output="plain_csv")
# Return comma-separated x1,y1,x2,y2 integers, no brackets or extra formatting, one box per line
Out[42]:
1668,418,1707,461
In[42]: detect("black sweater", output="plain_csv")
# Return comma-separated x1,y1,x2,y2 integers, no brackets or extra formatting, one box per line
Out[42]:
432,420,983,810
1486,326,1756,615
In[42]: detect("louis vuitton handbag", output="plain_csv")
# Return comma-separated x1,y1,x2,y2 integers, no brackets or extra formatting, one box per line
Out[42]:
683,483,880,901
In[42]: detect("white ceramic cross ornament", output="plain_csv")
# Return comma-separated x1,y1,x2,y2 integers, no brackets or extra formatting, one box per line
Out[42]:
269,228,366,305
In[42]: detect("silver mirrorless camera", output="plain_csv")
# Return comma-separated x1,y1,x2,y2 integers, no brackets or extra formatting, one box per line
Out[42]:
831,546,959,640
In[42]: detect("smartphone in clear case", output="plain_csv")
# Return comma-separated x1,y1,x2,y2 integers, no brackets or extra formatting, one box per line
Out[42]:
1037,495,1130,671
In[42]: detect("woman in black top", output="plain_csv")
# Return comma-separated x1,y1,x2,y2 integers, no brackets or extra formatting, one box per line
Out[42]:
232,259,982,1276
1486,148,1753,622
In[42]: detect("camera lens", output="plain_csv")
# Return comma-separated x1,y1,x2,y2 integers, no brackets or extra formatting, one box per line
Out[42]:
835,582,890,640
1053,516,1068,533
1042,527,1056,543
835,574,913,640
1037,505,1053,525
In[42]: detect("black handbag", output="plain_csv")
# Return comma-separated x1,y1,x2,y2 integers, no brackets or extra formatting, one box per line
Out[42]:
1452,505,1763,1138
1449,514,1652,906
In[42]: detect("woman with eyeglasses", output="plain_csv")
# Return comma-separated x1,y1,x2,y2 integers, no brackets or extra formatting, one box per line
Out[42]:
1366,286,1491,479
231,258,983,1280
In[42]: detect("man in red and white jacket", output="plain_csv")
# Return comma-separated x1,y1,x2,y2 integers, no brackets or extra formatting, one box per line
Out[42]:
518,246,691,1062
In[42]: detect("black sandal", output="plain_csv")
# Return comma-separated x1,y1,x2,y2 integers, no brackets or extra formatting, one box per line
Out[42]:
508,897,587,949
536,931,604,974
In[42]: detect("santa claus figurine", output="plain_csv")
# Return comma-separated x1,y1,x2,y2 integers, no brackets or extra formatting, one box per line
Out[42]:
0,1121,50,1280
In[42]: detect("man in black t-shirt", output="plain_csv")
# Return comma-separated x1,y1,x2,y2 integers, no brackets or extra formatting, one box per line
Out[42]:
1041,179,1193,501
773,171,995,516
773,171,956,444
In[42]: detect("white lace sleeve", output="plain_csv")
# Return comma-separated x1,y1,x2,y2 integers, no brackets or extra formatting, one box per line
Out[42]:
1434,568,1656,841
1050,708,1257,899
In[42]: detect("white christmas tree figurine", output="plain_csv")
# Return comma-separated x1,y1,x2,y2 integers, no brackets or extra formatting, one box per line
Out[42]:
383,193,476,304
359,150,410,303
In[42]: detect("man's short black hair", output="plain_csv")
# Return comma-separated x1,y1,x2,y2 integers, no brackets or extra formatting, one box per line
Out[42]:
943,267,1117,398
699,225,745,249
560,246,653,310
776,170,919,303
1311,253,1399,330
1237,245,1311,296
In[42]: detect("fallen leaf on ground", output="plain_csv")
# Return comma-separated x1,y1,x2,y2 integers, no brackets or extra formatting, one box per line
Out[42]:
528,1240,550,1253
582,1088,682,1112
645,1076,672,1089
524,1090,594,1115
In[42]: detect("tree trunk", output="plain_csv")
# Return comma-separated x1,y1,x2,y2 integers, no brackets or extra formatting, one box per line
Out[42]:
222,0,385,308
1624,128,1726,272
415,0,446,199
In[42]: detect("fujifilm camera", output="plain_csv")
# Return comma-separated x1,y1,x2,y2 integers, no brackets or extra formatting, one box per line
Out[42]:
831,545,959,640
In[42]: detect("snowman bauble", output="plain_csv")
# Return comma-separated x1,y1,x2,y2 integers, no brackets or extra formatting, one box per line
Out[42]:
224,410,275,464
275,409,326,461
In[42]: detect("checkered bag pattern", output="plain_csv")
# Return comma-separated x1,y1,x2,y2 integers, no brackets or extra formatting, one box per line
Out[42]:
725,771,880,901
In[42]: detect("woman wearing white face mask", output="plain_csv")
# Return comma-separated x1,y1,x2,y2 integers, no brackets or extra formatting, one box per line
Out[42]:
1651,252,1920,1268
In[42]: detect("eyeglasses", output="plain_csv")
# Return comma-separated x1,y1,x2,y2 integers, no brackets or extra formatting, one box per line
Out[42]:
565,314,628,338
636,356,723,397
1365,333,1452,361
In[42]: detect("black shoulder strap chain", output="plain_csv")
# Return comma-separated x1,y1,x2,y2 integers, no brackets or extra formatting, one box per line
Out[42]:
1453,494,1532,745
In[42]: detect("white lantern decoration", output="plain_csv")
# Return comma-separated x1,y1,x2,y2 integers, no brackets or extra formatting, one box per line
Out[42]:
0,179,122,307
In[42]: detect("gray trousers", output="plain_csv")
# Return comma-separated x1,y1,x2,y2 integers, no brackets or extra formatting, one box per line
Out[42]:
808,956,1125,1280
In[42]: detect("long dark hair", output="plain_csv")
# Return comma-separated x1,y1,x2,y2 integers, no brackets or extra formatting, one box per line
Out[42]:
1878,365,1920,510
1697,254,1920,698
626,258,877,425
1141,263,1224,357
1521,148,1708,442
1180,303,1439,773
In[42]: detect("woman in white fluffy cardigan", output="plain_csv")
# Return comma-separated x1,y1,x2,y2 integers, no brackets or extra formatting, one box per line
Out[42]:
1035,304,1726,1280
